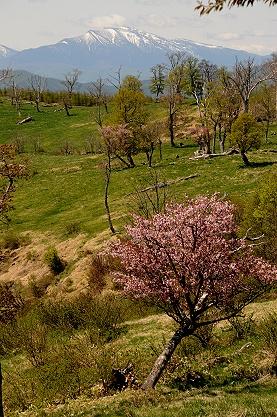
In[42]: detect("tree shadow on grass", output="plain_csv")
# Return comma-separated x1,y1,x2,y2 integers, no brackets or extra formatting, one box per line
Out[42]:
239,161,276,169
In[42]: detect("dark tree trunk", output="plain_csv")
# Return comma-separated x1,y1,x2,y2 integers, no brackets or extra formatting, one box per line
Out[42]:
146,143,154,167
35,100,40,113
243,98,249,113
141,326,193,390
158,140,163,161
0,363,4,417
212,123,217,154
64,102,70,116
265,119,269,142
169,112,175,147
104,155,116,234
241,151,250,166
127,153,135,168
114,154,131,168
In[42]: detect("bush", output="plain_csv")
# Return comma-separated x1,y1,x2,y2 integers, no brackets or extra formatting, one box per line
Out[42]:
228,314,256,341
44,246,65,275
28,275,53,299
81,293,127,343
0,231,30,250
37,300,84,331
17,314,49,367
241,172,277,264
63,221,81,237
87,254,110,294
0,282,24,324
259,313,277,360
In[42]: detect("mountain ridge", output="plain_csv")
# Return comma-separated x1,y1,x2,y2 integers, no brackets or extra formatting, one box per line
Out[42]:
0,27,269,82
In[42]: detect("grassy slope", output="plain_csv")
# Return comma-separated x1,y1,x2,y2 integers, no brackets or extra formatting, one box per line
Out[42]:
1,99,277,417
11,299,277,417
0,100,276,238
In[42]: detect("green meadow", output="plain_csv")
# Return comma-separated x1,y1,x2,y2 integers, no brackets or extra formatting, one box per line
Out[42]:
0,99,276,237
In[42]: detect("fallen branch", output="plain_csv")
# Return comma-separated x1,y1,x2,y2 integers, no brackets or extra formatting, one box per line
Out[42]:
139,174,200,193
190,149,239,160
16,116,33,125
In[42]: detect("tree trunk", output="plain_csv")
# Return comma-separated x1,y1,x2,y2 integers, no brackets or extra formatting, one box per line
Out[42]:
265,119,269,142
243,98,249,113
141,326,193,390
169,112,175,147
114,154,131,168
64,101,70,116
127,153,135,168
158,140,163,161
35,100,40,113
0,363,4,417
219,129,226,153
212,123,217,154
241,151,250,166
104,155,116,234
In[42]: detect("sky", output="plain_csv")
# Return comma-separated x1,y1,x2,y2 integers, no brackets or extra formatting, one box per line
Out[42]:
0,0,276,55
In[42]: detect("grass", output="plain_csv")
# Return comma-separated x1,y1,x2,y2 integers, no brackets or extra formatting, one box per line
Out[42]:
4,298,277,417
0,98,275,237
0,98,277,416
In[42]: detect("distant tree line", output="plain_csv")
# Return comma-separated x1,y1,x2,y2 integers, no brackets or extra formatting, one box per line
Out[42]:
0,88,97,107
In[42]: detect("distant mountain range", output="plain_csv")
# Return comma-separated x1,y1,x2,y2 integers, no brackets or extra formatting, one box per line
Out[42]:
0,27,269,82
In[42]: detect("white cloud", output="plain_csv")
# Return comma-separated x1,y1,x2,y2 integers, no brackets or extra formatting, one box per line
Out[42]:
218,32,241,41
87,14,126,29
136,14,182,28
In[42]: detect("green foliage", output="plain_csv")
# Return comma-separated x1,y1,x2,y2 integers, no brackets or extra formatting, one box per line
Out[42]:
228,314,256,341
242,172,277,263
229,113,264,154
259,313,277,360
44,246,65,275
112,81,148,127
63,221,81,237
121,75,143,92
0,231,29,250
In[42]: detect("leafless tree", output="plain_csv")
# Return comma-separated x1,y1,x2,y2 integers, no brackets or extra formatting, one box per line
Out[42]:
228,58,272,113
10,79,22,116
107,66,122,91
29,74,47,112
0,69,11,83
263,53,277,120
61,69,81,116
89,77,109,127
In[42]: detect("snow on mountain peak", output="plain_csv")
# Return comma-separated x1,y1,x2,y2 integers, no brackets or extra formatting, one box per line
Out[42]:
69,27,175,51
0,44,17,57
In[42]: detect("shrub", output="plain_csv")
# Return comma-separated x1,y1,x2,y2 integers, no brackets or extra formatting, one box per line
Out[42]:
241,172,277,264
81,293,127,343
228,314,256,341
259,313,277,360
0,231,29,250
87,254,110,294
37,300,84,331
28,275,53,299
17,314,49,367
44,246,65,275
0,282,24,324
63,221,81,237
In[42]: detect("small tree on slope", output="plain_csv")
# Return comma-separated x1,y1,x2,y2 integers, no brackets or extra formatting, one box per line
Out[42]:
108,194,277,389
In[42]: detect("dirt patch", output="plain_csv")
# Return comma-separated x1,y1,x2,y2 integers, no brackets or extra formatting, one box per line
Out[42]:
0,230,117,296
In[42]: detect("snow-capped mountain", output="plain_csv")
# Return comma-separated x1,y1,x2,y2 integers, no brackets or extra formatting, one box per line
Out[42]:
0,44,17,58
0,27,268,82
